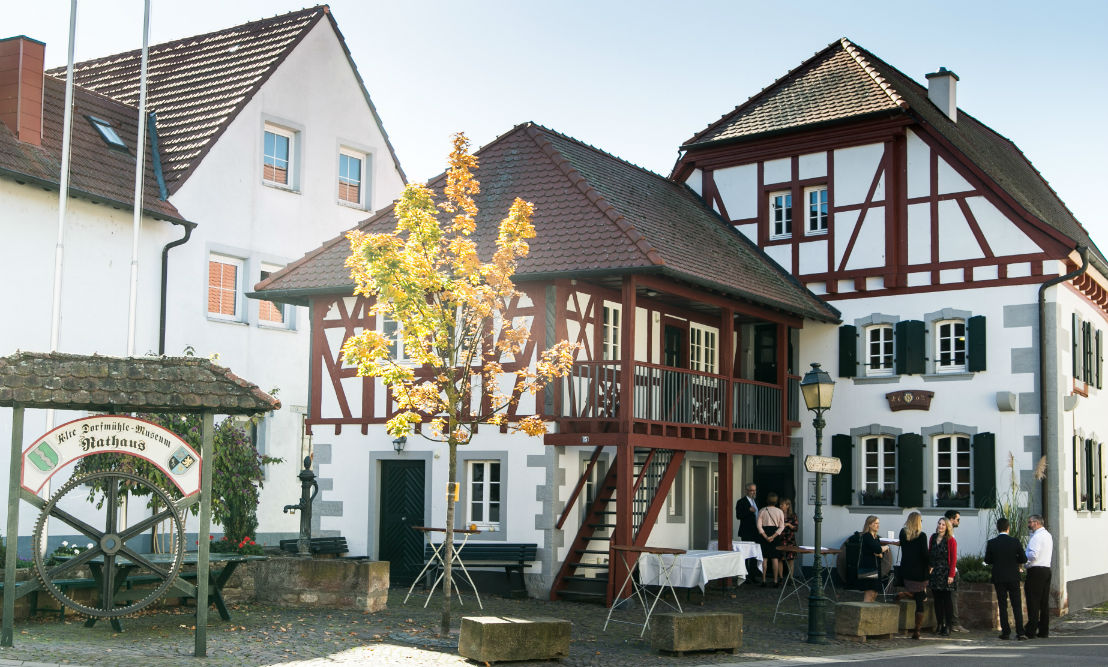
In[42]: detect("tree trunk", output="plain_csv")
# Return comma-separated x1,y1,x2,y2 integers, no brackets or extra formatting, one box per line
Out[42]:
440,438,458,637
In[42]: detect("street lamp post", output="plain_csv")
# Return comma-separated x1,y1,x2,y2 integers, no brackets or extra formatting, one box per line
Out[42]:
800,362,835,644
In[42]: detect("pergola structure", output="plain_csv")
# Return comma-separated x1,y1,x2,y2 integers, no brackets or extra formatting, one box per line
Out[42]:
0,351,280,657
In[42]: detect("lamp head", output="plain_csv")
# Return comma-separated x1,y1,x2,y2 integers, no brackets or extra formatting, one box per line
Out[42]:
800,362,835,411
392,435,407,454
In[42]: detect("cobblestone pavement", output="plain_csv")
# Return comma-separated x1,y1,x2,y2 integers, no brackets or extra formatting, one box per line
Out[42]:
1,582,1104,666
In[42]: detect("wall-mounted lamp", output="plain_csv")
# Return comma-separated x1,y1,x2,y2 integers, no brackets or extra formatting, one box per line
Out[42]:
392,436,407,454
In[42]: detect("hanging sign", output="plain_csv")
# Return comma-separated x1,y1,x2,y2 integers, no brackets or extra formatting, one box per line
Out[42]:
804,455,842,474
22,415,202,497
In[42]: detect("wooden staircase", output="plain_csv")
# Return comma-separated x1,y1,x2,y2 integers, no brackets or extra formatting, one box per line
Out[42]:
550,447,684,604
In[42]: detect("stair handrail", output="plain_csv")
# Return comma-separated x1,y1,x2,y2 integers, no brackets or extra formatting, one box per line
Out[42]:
556,445,603,530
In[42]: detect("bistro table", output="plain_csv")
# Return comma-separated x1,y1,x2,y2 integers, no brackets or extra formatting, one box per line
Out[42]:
773,545,841,623
604,545,685,637
80,552,265,631
403,526,482,610
707,539,765,576
639,549,751,592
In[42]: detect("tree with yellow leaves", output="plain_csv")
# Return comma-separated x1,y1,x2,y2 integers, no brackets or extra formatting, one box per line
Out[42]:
342,133,576,635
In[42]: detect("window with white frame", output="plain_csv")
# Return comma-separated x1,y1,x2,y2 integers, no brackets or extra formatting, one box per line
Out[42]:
805,185,828,234
207,254,243,320
935,319,966,372
263,124,296,187
866,324,894,376
602,304,621,361
466,460,501,529
257,263,289,327
380,314,405,360
338,148,366,206
862,435,896,504
769,191,792,239
934,434,971,506
689,324,718,373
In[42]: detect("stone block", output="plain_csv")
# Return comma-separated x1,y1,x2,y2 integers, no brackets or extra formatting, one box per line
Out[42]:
459,616,570,663
835,601,898,642
252,557,389,612
897,598,936,631
650,612,743,656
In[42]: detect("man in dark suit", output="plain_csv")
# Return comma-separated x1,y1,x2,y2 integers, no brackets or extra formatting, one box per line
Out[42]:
735,482,760,582
984,517,1028,640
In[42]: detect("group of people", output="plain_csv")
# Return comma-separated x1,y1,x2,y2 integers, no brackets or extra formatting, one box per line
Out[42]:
736,482,1056,641
856,509,1054,641
734,483,799,587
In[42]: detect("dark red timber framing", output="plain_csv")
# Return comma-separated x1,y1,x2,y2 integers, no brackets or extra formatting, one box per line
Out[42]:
546,274,802,603
678,116,1071,301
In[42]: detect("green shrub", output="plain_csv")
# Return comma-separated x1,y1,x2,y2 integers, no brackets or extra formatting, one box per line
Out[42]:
957,554,991,583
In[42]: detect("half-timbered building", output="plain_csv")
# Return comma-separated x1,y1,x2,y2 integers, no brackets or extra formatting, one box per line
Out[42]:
673,38,1108,612
254,122,839,598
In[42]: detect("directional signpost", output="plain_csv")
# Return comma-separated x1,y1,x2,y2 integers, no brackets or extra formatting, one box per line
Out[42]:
804,455,842,475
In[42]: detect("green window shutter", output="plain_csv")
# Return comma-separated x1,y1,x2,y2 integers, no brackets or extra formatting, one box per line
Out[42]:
839,325,857,378
1086,440,1096,512
968,315,987,372
1084,322,1094,383
1073,314,1082,379
831,434,853,505
895,320,926,375
897,433,924,508
1099,443,1105,511
1074,435,1082,511
1096,329,1103,389
972,432,996,509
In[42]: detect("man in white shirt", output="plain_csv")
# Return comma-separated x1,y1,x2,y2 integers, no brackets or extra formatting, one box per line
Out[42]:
1023,514,1054,639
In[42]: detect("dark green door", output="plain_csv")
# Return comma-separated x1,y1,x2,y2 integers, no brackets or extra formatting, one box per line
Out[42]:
380,460,425,586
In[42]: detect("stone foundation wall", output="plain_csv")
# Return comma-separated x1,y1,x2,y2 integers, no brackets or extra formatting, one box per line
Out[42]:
956,581,1028,630
252,557,389,612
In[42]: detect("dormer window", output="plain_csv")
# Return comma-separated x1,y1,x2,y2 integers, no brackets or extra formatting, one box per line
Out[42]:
87,116,128,150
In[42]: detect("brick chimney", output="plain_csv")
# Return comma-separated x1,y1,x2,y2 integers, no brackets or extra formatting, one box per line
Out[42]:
925,66,959,123
0,36,45,146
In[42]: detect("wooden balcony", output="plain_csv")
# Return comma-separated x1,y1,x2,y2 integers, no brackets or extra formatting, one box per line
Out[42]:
548,361,797,452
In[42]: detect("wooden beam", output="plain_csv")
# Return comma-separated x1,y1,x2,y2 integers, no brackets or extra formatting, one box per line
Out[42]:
2,406,24,647
634,274,805,327
718,452,734,551
194,411,214,657
632,451,686,546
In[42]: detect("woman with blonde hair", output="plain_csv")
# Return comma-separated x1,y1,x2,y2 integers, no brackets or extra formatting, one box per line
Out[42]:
929,517,958,636
859,515,889,602
757,492,785,586
778,498,799,578
897,512,929,639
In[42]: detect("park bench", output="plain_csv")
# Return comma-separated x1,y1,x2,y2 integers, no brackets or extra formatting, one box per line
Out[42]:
278,536,348,556
424,542,537,598
0,577,99,619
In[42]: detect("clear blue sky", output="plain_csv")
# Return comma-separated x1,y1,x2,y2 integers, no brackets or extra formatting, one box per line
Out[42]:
10,1,1108,243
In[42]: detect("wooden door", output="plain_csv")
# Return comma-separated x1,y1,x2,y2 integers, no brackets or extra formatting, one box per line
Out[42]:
379,460,425,586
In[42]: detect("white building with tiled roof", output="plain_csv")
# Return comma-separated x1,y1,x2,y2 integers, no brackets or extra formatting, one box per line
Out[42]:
0,6,405,552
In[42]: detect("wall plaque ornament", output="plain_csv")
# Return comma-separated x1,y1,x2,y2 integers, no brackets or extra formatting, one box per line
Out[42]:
885,389,934,411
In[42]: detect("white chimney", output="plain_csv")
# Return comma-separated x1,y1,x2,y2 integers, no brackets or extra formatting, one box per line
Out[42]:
925,67,959,122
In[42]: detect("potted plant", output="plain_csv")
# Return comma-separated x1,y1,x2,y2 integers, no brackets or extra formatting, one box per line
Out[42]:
859,486,896,506
935,488,970,508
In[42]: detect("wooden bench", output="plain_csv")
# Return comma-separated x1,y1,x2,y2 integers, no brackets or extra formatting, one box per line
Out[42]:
279,536,348,556
459,616,570,663
424,542,537,598
1,577,99,619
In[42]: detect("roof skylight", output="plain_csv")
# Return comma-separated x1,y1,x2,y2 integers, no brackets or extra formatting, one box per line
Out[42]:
87,116,128,150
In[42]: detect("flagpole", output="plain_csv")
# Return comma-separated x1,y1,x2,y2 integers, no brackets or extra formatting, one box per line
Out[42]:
126,0,152,357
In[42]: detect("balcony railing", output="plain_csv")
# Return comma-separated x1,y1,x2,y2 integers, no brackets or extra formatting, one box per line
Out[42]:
558,361,788,436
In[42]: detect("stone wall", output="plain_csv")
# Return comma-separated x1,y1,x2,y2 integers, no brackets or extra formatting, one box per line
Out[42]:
956,581,1028,630
251,557,389,612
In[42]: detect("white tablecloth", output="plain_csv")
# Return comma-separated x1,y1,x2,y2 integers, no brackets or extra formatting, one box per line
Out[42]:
638,549,749,591
706,540,765,571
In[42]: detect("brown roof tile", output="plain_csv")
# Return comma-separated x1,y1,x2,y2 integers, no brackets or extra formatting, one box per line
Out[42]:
0,74,184,221
0,351,280,414
46,6,405,193
255,123,838,323
681,37,1105,270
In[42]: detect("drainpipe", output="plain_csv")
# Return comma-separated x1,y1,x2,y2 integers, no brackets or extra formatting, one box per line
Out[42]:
159,221,195,355
1038,246,1087,523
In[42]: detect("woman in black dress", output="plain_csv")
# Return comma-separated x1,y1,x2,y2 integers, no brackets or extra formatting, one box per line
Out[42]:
897,511,929,639
928,517,958,636
859,515,889,602
756,492,785,586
